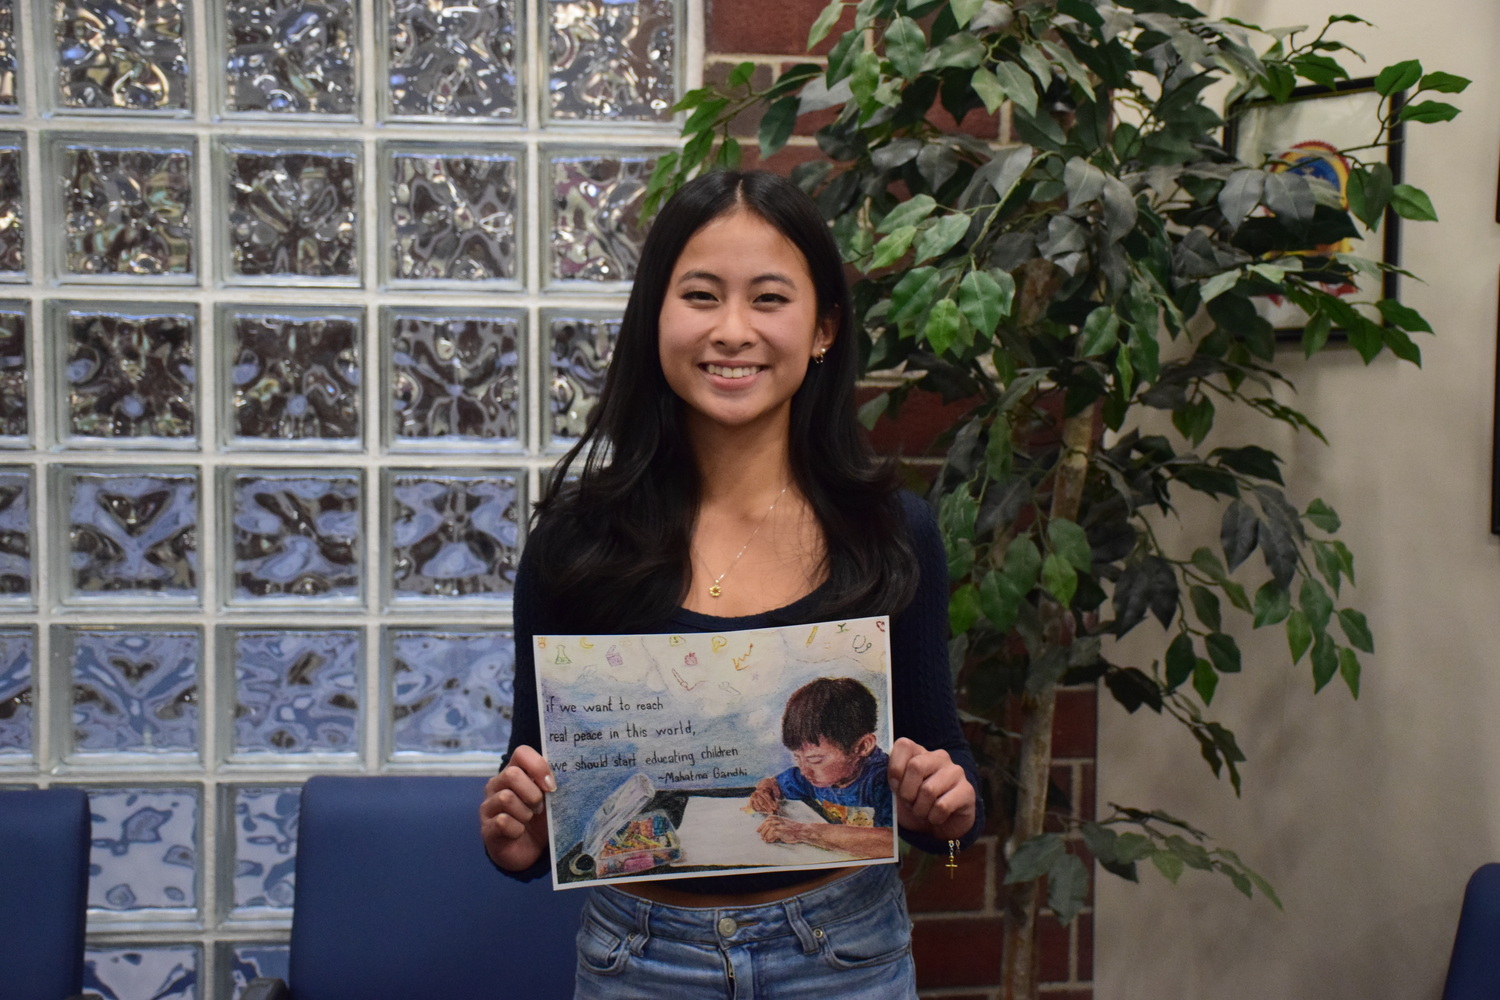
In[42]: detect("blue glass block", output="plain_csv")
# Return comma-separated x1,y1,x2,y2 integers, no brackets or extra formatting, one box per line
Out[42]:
59,140,194,277
0,628,33,757
547,312,619,443
232,629,361,756
389,472,521,601
0,465,29,596
85,945,199,1000
64,468,198,600
227,943,289,999
548,0,674,122
390,630,514,754
66,628,199,756
549,153,654,282
87,786,199,914
224,0,356,115
61,305,196,441
225,145,359,280
230,471,361,601
54,0,191,111
389,310,521,445
389,148,518,281
0,306,25,437
229,785,298,913
228,309,361,443
0,137,22,273
387,0,517,120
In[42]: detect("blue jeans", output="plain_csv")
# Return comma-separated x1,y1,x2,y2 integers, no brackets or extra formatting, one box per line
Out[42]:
573,863,917,999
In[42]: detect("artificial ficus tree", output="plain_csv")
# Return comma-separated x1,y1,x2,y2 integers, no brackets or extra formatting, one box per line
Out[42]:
648,1,1464,996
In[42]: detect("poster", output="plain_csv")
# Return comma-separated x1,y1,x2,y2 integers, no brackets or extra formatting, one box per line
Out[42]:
535,616,895,889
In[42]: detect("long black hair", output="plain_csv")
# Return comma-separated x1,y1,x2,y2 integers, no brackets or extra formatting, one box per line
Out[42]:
532,170,917,631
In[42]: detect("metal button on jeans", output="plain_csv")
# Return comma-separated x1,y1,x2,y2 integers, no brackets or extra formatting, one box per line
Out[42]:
716,916,737,937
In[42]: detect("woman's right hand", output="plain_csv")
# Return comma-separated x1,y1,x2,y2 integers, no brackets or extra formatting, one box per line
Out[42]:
480,745,555,871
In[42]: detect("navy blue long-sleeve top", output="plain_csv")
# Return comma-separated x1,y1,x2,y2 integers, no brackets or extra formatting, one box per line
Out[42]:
499,489,983,891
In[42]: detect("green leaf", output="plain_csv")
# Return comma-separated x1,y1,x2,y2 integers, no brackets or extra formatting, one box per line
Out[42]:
1206,632,1242,674
1189,585,1222,632
1376,299,1434,333
1300,577,1333,632
924,298,962,355
913,213,971,264
1221,499,1259,572
979,569,1025,632
683,97,729,134
1151,848,1185,884
1192,547,1228,582
857,390,889,431
993,61,1039,117
1375,59,1423,97
972,67,1007,114
884,16,927,79
1391,184,1438,221
758,96,800,159
870,225,917,269
1337,608,1375,653
1253,581,1291,627
1399,100,1461,125
949,582,981,634
1192,658,1218,704
1419,71,1471,93
988,268,1018,320
949,0,987,28
1005,537,1043,589
958,270,1003,335
1201,269,1241,303
1005,833,1066,883
1042,553,1079,605
808,0,846,49
1339,647,1362,698
1311,633,1338,692
1287,609,1313,664
1305,498,1341,532
1302,311,1332,358
889,267,941,323
1049,519,1092,572
1080,306,1121,357
878,194,938,233
727,61,756,89
1166,633,1196,691
1048,852,1091,925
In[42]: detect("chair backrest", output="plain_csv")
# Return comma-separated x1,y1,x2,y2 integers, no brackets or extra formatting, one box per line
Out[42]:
288,775,585,1000
1442,862,1500,999
0,787,91,1000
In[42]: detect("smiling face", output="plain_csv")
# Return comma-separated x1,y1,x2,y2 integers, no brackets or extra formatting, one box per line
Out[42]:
657,208,836,439
791,733,876,789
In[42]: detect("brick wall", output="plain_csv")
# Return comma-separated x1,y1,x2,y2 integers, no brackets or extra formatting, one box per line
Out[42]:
704,3,1099,996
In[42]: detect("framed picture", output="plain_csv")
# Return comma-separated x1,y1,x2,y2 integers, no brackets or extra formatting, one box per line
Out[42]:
1227,79,1405,335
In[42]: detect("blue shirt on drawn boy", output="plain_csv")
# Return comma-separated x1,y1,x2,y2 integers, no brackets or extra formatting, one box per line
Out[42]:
772,746,892,828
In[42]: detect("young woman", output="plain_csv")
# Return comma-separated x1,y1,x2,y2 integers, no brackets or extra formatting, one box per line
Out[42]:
479,170,982,998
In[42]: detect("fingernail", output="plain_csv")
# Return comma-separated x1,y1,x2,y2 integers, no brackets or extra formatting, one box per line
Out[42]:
544,775,557,793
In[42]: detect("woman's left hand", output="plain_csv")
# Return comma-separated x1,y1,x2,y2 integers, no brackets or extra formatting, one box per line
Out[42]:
887,736,977,842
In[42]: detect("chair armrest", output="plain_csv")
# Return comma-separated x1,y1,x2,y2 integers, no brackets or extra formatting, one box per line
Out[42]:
241,978,292,1000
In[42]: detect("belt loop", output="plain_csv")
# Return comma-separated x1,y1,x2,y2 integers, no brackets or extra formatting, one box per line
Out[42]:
629,896,653,956
782,896,820,956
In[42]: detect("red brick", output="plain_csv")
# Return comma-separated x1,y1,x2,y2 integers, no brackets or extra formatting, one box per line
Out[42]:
903,837,989,912
1052,688,1097,760
1037,913,1071,984
1078,762,1095,823
1039,991,1094,1000
1076,912,1093,982
707,0,850,56
735,141,826,177
856,385,978,458
702,60,777,139
911,917,1004,989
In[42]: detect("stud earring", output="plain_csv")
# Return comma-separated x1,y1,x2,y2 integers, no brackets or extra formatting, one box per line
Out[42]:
812,349,827,365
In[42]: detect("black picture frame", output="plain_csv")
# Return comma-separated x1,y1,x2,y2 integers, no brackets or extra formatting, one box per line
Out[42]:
1225,78,1405,337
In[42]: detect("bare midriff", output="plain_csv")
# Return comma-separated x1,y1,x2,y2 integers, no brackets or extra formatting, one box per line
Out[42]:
615,866,854,908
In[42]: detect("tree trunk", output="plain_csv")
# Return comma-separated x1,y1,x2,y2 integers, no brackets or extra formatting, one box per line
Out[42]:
1000,406,1096,1000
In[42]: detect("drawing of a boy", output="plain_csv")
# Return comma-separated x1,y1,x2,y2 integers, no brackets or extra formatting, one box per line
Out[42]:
748,676,892,859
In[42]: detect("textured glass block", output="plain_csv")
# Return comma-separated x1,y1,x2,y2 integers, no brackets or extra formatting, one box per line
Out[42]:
59,305,196,442
227,944,290,999
88,786,199,914
86,945,199,1000
389,472,521,601
389,148,518,281
388,310,521,445
58,139,194,277
66,628,199,756
224,0,356,115
63,467,198,600
389,629,514,754
227,309,361,444
548,0,674,121
0,305,24,438
229,470,361,601
231,628,361,756
0,2,14,109
0,137,22,273
547,312,619,442
54,0,190,111
549,153,654,281
0,466,28,596
225,144,359,280
0,628,33,757
228,785,298,913
388,0,517,120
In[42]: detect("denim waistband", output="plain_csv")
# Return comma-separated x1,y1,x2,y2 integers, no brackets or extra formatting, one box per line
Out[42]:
586,862,903,952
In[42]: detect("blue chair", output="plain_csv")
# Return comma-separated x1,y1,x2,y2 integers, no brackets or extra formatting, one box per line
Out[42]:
243,775,586,1000
1442,863,1500,999
0,787,92,1000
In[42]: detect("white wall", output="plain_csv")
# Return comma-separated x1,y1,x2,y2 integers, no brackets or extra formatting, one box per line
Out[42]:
1096,1,1500,997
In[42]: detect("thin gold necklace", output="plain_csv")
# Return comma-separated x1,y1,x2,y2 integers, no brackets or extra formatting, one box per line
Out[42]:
706,485,790,598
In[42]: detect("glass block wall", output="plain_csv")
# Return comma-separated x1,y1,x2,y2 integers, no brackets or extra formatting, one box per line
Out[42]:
0,2,691,996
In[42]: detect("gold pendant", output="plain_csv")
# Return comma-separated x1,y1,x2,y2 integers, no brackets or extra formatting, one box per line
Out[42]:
709,584,722,598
